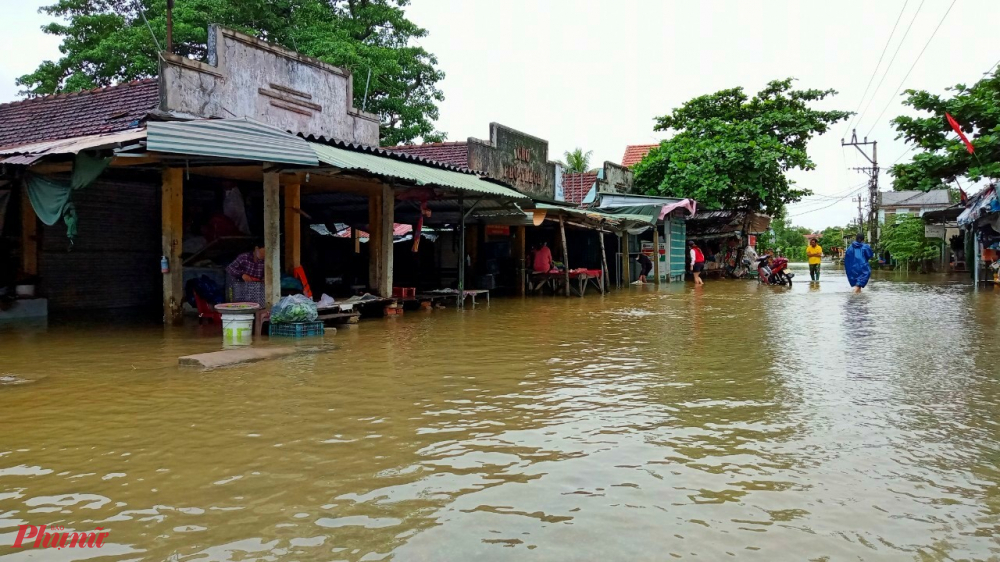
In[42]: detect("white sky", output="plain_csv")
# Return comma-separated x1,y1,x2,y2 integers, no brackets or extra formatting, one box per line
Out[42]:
2,0,998,229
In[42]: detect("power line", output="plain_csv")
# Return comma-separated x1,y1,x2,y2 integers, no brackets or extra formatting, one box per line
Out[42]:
853,0,926,133
787,184,867,218
841,0,910,138
865,0,958,138
133,0,164,56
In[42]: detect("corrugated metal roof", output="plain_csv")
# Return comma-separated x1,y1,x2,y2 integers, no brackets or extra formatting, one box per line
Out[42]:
310,142,527,199
0,129,147,157
146,118,319,166
879,190,951,207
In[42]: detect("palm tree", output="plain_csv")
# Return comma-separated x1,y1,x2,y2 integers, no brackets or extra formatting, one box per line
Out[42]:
560,148,593,174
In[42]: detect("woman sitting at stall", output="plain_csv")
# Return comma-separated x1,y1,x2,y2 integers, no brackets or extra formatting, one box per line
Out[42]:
226,244,266,306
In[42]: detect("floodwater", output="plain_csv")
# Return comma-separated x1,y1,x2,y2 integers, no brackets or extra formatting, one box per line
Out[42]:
2,264,1000,561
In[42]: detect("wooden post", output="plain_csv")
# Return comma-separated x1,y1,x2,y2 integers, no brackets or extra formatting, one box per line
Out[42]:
559,214,570,297
263,168,281,308
653,228,661,286
161,168,184,324
20,185,38,276
368,182,394,297
598,227,609,293
514,225,526,296
353,227,360,254
458,195,465,307
283,182,301,273
621,233,630,286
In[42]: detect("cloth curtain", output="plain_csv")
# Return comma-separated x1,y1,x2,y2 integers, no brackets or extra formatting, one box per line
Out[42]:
24,152,111,240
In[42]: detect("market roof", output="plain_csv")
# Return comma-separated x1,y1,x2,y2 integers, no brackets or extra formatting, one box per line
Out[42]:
147,118,320,166
621,144,659,167
0,79,158,151
562,172,598,205
878,190,951,207
384,141,471,169
0,129,147,165
310,142,528,200
686,209,771,239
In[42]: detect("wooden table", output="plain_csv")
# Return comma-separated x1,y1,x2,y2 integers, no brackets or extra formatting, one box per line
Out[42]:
416,290,490,307
530,270,603,297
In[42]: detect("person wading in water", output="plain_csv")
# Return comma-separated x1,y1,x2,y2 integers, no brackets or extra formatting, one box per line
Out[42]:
688,240,705,286
806,238,823,281
844,233,874,293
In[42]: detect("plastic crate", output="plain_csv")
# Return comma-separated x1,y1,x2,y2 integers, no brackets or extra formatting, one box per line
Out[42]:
269,321,325,337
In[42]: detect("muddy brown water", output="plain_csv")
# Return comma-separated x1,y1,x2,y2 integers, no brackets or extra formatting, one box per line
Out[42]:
2,264,1000,561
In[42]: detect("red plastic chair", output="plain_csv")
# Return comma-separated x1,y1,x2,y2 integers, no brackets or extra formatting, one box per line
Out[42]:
194,293,222,324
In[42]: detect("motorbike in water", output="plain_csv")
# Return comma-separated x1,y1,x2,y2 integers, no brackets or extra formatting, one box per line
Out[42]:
757,256,794,286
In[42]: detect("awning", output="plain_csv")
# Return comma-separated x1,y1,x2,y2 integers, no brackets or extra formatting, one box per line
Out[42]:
0,129,147,165
310,142,527,200
146,118,319,166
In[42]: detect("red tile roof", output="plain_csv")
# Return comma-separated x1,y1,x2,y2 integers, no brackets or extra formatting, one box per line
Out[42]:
0,79,159,150
621,144,659,168
384,142,470,169
562,172,598,205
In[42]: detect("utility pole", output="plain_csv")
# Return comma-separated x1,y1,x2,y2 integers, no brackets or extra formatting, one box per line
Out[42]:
852,195,866,236
842,129,879,248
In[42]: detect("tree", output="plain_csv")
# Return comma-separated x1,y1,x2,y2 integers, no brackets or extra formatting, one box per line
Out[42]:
889,69,1000,192
560,148,593,174
633,79,851,216
817,226,846,254
758,216,812,261
880,215,942,271
16,0,445,146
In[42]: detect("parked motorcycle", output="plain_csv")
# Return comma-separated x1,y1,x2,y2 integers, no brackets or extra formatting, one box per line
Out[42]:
757,256,794,286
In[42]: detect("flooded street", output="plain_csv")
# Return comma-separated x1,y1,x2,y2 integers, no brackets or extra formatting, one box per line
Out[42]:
2,265,1000,561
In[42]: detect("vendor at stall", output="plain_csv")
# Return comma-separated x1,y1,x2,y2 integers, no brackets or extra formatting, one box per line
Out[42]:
226,245,266,305
533,241,554,273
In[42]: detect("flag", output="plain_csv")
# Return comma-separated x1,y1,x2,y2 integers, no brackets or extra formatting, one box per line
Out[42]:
945,112,975,154
960,188,968,204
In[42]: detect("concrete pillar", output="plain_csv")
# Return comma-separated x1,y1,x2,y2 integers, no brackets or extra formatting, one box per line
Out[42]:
161,168,184,324
20,185,38,276
368,182,393,296
653,230,661,286
283,182,301,273
263,167,281,307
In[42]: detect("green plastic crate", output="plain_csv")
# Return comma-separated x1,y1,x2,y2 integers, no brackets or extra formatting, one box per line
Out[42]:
269,321,325,337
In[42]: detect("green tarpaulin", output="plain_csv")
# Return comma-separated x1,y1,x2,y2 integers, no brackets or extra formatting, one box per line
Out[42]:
25,152,110,240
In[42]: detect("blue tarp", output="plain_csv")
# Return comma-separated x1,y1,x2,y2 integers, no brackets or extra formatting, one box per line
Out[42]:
844,241,874,288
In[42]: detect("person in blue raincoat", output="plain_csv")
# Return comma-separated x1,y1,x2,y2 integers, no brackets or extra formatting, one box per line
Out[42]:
844,233,874,293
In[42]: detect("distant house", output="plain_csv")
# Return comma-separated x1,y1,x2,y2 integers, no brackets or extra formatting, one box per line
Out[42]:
878,190,951,229
621,144,659,168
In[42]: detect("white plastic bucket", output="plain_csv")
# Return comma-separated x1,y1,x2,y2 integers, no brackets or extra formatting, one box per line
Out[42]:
221,313,255,346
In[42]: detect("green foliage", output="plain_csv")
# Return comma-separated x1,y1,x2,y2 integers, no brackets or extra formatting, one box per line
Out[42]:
880,215,942,265
633,79,851,216
890,69,1000,191
817,226,846,253
560,148,593,174
16,0,445,146
758,216,812,261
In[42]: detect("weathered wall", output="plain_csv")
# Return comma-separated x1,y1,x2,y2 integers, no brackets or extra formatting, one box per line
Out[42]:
466,123,557,200
160,25,379,145
599,162,632,194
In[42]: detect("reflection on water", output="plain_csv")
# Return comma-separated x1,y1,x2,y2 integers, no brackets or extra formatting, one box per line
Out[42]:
2,266,999,561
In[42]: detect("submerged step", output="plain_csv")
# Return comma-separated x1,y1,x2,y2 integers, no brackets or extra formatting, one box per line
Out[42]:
179,347,309,369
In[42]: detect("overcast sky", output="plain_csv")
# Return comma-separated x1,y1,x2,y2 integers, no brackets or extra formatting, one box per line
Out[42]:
2,0,997,229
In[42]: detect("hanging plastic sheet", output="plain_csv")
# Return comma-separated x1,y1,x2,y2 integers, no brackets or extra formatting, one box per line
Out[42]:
24,152,110,241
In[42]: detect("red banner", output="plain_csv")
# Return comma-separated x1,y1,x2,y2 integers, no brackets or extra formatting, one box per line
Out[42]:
946,113,975,154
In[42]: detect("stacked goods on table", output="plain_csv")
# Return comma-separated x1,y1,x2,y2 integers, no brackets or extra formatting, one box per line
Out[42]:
269,295,323,337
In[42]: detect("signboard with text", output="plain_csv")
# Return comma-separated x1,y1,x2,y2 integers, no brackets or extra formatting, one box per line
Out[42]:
467,123,556,200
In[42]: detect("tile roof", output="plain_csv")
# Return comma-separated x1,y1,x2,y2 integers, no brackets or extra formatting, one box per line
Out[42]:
878,190,951,207
0,79,159,150
562,172,598,205
621,144,659,167
384,141,470,169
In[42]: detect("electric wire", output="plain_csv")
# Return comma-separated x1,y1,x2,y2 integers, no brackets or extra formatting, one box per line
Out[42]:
865,0,958,138
841,0,910,138
852,0,926,134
